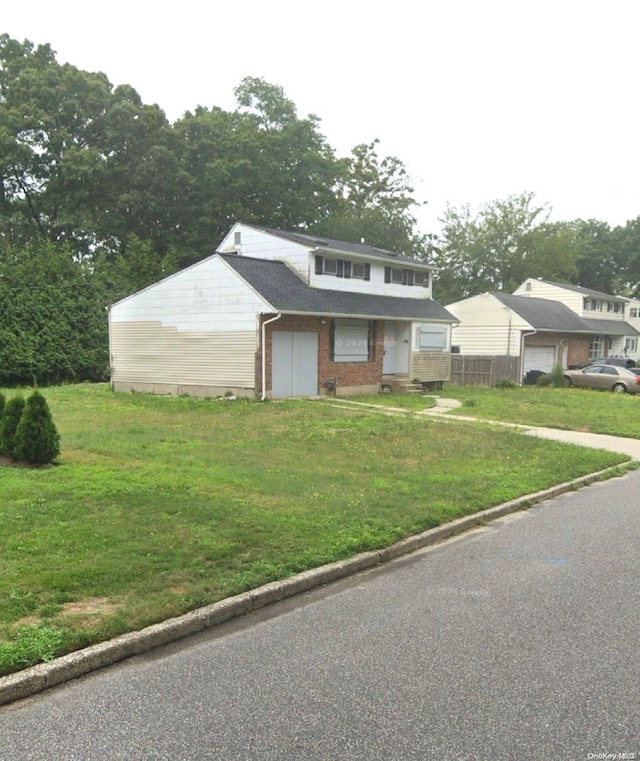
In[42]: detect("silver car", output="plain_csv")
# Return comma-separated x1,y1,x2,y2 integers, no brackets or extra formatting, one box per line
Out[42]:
563,365,640,394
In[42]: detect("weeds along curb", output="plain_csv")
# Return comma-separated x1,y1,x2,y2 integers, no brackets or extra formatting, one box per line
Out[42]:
0,463,627,708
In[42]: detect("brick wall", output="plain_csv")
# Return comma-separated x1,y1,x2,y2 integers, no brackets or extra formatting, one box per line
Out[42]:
523,332,590,368
259,314,383,396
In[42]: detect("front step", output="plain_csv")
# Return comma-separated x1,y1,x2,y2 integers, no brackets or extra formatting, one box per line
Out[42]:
381,377,424,394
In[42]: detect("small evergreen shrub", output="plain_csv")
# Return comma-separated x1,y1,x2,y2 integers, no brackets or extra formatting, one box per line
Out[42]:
495,377,518,389
549,363,565,388
14,391,61,464
536,373,551,387
0,395,25,459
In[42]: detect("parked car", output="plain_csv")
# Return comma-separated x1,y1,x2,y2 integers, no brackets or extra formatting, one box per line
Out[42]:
563,365,640,393
569,357,636,370
591,357,636,368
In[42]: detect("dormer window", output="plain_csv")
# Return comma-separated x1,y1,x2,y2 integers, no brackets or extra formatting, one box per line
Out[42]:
384,267,429,287
315,255,370,280
323,257,338,275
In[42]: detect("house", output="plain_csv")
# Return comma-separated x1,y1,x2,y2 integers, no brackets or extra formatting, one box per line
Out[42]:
622,297,640,363
446,279,639,382
108,223,457,399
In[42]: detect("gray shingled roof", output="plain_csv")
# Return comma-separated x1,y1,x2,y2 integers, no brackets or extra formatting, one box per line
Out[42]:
494,293,638,335
581,318,639,336
244,224,431,267
221,254,456,322
539,279,627,304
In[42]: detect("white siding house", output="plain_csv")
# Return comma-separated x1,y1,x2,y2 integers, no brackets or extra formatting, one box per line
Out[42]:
109,223,457,398
623,298,640,362
109,255,271,396
447,280,639,383
514,279,632,357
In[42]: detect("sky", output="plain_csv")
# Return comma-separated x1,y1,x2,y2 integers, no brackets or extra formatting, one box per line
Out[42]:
3,0,640,236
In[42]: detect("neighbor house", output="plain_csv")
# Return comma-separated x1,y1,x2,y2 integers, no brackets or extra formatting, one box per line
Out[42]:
446,279,639,382
622,297,640,363
109,223,457,399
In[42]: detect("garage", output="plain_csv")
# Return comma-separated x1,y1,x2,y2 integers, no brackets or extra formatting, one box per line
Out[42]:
523,345,556,375
271,331,319,398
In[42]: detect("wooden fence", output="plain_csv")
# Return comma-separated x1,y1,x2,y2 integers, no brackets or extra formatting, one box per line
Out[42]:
450,355,520,387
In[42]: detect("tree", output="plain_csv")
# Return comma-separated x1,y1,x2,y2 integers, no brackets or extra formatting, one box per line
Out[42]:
569,219,617,293
14,390,60,464
174,77,339,259
431,192,554,303
0,34,187,269
0,239,109,385
608,216,640,297
0,394,25,458
0,34,113,247
312,140,428,256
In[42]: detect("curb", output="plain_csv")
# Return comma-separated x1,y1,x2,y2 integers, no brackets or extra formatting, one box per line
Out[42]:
0,464,626,708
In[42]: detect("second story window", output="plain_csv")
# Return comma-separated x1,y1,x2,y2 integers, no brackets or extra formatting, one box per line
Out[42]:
414,271,430,288
384,267,429,287
351,262,367,279
315,255,370,281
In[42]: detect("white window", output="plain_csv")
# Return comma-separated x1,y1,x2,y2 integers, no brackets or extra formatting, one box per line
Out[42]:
625,337,638,352
417,324,448,352
315,255,369,281
630,308,639,318
333,319,370,362
351,262,366,279
589,335,605,359
323,258,338,275
384,267,423,286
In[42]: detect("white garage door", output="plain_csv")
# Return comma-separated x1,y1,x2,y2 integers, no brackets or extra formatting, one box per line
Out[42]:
523,345,556,375
271,331,319,398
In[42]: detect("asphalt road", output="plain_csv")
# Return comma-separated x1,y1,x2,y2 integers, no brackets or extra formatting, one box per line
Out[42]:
2,471,639,761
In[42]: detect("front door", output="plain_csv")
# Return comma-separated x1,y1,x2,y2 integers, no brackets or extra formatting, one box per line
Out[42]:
271,331,318,398
383,322,410,375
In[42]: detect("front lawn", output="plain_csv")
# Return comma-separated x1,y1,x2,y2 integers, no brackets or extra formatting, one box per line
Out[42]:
346,385,640,438
441,384,640,437
0,384,629,675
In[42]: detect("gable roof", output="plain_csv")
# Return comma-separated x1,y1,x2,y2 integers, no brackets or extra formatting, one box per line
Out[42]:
494,293,638,335
221,253,455,322
535,279,627,304
240,224,432,268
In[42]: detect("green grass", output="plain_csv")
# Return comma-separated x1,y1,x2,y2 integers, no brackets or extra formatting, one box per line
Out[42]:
441,384,640,437
351,385,640,438
0,383,631,675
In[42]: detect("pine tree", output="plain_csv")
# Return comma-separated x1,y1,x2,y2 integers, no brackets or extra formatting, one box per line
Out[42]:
14,391,60,464
0,395,25,459
0,392,5,455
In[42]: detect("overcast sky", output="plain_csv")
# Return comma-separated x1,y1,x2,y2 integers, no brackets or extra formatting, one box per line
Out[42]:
3,0,640,235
